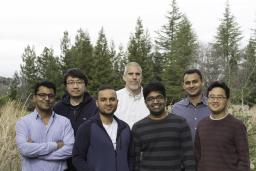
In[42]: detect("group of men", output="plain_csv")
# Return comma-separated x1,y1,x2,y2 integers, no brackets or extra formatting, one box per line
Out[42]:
16,62,250,171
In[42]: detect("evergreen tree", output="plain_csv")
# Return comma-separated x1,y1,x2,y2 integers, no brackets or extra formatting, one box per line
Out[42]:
68,29,94,83
109,42,124,89
127,18,154,84
8,71,20,100
155,0,182,53
60,31,71,72
240,38,256,106
156,0,198,103
37,47,63,97
20,45,39,98
213,2,242,87
89,28,116,94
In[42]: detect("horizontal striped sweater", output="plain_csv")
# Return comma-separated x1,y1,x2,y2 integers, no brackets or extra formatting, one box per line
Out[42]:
194,114,250,171
131,113,196,171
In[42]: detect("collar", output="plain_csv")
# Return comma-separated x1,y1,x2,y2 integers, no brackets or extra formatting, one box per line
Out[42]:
184,95,208,106
33,109,55,120
124,87,143,100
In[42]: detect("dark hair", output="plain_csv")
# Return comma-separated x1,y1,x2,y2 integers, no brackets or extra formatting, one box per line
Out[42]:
143,81,166,99
183,69,203,81
64,68,88,86
207,81,230,99
96,85,116,99
34,81,56,95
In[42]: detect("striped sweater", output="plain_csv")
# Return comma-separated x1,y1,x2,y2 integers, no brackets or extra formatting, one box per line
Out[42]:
194,114,250,171
131,113,196,171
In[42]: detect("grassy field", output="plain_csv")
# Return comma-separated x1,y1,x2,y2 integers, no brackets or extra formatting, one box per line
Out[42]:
0,101,255,171
0,101,26,171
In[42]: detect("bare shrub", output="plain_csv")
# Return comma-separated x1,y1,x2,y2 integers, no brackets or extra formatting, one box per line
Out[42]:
0,101,26,171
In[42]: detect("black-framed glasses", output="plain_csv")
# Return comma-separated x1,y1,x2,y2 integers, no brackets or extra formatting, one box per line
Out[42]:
208,95,226,101
36,93,55,99
146,95,165,103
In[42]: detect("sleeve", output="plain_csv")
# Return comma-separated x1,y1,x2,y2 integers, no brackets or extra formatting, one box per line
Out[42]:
235,123,250,171
38,119,75,160
72,122,94,171
180,119,196,171
131,125,142,171
16,119,57,158
171,104,177,114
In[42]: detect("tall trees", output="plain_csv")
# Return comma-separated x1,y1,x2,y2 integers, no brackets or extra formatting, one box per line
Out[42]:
37,47,63,96
212,2,242,86
20,45,39,98
89,28,116,94
156,0,198,102
127,18,154,84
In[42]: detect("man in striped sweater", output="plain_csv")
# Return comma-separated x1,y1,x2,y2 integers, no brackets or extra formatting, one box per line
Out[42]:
131,81,196,171
194,81,250,171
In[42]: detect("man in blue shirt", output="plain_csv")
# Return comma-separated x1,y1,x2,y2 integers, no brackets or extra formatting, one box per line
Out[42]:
172,69,211,142
16,81,74,171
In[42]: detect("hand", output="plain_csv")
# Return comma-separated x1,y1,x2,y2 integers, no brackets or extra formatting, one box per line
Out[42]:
56,140,64,149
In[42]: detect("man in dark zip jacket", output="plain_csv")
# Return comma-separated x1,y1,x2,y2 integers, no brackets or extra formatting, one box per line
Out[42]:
72,85,131,171
54,68,98,171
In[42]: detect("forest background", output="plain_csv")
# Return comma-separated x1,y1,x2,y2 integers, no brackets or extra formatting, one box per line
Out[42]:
0,0,255,170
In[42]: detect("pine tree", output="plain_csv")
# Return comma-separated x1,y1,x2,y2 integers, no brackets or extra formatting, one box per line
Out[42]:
240,38,256,106
60,31,71,72
89,28,116,94
155,0,182,53
69,29,94,83
37,47,63,97
127,17,154,84
213,2,242,87
20,45,39,98
8,71,20,100
156,0,198,103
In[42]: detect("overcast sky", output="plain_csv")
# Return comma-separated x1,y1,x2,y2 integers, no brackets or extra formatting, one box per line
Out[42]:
1,0,256,78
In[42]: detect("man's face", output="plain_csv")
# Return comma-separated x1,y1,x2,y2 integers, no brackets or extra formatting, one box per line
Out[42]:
123,65,142,92
208,87,228,115
96,89,118,116
145,91,166,116
33,86,55,112
65,76,86,98
183,73,203,97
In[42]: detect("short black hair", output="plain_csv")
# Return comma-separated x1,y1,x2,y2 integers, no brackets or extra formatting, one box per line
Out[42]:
96,85,116,99
64,68,88,86
34,81,56,95
183,69,203,81
207,81,230,99
143,81,166,99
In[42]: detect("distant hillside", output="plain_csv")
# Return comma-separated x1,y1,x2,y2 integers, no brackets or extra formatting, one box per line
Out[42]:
0,76,12,96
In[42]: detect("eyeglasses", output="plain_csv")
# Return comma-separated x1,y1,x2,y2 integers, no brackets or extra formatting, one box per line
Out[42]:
208,95,226,101
146,95,165,103
36,93,55,99
66,80,84,86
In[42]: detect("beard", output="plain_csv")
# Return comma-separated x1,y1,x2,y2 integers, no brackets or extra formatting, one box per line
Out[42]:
99,108,117,117
150,108,165,117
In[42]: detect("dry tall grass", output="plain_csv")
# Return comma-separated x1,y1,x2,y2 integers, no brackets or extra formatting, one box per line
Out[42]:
0,101,26,171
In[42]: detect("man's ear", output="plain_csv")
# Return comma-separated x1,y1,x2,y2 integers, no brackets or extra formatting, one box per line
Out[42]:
32,95,36,103
122,74,126,82
96,100,99,108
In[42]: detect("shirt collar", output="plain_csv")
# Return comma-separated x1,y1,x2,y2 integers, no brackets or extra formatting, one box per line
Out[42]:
125,87,143,100
184,95,208,106
33,109,55,120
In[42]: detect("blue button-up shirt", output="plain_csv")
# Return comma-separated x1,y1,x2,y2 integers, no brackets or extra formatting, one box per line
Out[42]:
172,96,211,142
16,110,74,171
